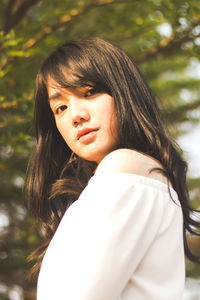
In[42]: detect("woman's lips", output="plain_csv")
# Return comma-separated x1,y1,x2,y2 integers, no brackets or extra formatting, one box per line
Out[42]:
77,128,97,139
77,128,98,144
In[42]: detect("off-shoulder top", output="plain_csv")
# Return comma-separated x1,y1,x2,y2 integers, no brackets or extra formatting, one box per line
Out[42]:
37,173,185,300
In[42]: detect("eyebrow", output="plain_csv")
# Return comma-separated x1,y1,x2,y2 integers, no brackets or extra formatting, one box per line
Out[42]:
48,92,62,101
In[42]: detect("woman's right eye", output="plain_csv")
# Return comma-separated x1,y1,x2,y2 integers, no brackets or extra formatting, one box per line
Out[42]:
55,105,68,115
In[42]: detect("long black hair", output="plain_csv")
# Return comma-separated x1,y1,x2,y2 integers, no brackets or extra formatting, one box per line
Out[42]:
27,37,200,275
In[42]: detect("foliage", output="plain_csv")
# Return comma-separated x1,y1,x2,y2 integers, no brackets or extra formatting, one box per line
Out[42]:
0,0,200,299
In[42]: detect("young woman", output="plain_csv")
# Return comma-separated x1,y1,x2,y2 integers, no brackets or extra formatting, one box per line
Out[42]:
27,37,200,299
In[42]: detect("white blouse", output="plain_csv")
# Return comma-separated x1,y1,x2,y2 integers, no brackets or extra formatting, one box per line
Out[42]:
37,173,185,300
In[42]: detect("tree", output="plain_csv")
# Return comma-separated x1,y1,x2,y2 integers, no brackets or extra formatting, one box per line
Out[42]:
0,0,200,299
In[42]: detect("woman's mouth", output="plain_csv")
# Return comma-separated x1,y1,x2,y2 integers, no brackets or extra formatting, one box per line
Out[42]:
77,128,98,144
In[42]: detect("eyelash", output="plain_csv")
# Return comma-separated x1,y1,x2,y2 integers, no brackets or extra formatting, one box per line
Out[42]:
84,86,101,97
55,105,68,115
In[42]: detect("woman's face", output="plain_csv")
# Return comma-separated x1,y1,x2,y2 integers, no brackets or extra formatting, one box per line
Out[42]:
48,79,119,164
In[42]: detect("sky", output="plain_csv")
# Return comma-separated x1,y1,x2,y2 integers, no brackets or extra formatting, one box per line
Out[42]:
178,123,200,178
157,22,200,179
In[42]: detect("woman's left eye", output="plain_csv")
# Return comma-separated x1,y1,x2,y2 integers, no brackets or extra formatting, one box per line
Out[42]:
84,87,99,97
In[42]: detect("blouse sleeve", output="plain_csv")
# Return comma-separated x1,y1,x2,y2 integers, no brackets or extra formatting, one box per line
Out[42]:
37,173,181,300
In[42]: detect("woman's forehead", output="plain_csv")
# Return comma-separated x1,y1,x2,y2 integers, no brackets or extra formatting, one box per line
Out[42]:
47,77,69,98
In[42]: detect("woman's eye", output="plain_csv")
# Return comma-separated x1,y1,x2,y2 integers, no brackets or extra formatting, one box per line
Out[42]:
84,87,100,97
55,105,68,114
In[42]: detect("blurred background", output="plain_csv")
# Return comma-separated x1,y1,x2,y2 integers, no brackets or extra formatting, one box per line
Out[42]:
0,0,200,299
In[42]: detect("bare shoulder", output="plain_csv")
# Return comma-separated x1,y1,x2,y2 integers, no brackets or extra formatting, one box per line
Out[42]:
95,148,158,174
95,149,169,185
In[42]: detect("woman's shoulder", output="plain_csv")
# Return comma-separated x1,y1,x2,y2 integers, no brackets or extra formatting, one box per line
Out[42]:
95,148,169,186
96,148,161,174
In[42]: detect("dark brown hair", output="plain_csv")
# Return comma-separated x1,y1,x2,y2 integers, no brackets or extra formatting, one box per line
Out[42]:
27,37,200,275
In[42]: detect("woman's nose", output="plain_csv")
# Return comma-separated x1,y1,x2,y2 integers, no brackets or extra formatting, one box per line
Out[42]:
70,99,90,126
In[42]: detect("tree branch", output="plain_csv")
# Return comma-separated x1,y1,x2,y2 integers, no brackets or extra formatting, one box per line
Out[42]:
0,0,132,70
0,3,200,72
3,0,40,34
3,0,19,30
0,0,128,54
164,99,200,123
22,0,131,50
134,15,200,64
0,118,31,130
